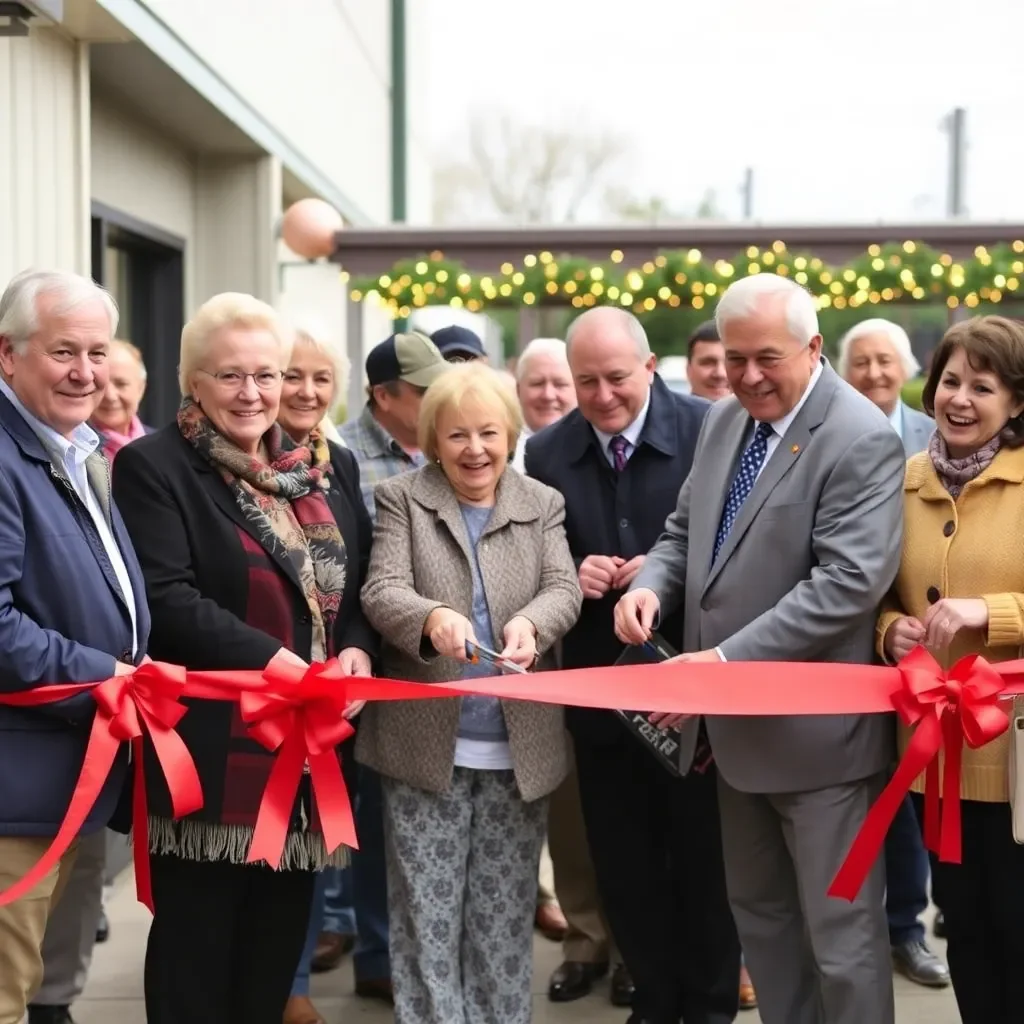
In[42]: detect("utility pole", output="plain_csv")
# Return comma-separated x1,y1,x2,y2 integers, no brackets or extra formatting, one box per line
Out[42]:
390,0,407,224
390,0,407,331
942,107,967,218
740,167,754,220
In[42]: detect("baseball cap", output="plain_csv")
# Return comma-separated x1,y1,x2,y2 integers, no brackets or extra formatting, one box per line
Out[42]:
431,325,487,360
365,331,448,388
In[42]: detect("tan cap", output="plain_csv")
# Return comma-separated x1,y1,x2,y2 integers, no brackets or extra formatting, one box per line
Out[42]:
366,330,449,388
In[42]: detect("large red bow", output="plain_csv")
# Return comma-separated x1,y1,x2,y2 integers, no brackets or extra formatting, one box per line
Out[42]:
240,655,357,869
829,647,1010,900
0,662,202,911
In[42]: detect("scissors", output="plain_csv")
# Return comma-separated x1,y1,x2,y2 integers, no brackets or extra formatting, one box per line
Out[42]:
465,640,528,675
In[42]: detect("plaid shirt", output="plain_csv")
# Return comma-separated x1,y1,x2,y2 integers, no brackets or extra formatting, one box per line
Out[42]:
339,404,426,522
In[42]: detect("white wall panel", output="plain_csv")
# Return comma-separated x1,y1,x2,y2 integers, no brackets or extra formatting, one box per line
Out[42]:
0,28,89,286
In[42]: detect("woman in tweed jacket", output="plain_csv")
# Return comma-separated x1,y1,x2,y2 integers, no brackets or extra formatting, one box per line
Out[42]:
359,361,582,1024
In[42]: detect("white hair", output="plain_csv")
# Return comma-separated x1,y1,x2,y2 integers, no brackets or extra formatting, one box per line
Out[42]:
564,306,651,360
286,313,351,440
516,337,569,380
0,269,119,352
111,339,148,381
179,292,293,395
715,274,819,346
287,314,351,403
836,318,920,380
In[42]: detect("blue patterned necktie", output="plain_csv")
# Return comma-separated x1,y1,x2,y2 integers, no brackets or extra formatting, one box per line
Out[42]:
609,435,629,472
712,421,773,562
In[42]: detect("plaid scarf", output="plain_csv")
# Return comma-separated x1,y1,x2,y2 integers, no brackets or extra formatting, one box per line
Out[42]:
928,430,1002,499
177,397,346,660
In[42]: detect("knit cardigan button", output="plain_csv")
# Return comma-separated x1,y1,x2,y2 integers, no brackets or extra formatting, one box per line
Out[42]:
943,520,955,537
927,586,940,604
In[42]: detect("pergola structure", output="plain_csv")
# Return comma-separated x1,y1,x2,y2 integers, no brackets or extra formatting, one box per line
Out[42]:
331,221,1024,413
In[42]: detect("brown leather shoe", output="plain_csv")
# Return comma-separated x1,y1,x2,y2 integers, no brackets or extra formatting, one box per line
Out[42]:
283,996,325,1024
355,978,394,1005
534,901,568,942
310,932,354,973
739,964,757,1011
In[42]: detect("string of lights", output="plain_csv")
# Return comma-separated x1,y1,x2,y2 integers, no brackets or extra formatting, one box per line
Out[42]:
345,239,1024,317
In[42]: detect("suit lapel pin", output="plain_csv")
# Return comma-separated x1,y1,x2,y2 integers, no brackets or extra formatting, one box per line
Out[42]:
790,444,801,454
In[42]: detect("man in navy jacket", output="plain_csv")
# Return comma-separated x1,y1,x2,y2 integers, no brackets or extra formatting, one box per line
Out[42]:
0,269,149,1024
526,307,740,1024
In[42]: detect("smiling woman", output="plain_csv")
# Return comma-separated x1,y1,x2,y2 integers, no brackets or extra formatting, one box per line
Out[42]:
109,291,378,1024
357,360,582,1024
878,314,1024,1023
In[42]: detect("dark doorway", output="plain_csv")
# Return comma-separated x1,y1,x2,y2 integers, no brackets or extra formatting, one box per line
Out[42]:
91,202,185,429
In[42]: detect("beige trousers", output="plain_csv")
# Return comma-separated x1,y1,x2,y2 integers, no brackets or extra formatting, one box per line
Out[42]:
0,837,79,1024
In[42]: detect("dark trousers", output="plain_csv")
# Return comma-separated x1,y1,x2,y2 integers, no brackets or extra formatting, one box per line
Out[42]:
884,794,930,944
144,853,316,1024
922,798,1024,1024
574,727,741,1024
350,764,391,981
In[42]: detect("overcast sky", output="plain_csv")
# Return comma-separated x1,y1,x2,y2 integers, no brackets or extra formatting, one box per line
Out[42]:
425,0,1024,224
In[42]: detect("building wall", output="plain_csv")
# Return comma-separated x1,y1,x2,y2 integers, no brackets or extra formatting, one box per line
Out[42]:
136,0,393,223
90,90,197,300
0,27,90,285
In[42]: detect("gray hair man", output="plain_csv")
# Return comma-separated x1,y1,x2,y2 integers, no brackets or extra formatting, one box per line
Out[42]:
615,272,905,1024
0,269,149,1024
838,318,933,455
837,317,947,989
511,337,576,472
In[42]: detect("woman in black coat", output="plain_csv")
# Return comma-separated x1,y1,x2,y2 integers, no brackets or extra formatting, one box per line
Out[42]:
112,294,376,1024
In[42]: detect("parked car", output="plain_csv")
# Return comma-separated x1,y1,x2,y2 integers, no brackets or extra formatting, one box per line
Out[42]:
656,355,691,395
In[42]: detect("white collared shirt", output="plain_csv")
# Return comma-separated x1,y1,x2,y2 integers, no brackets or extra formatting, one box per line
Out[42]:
751,359,824,482
512,426,532,474
715,360,824,663
0,379,138,656
887,402,903,439
591,390,652,466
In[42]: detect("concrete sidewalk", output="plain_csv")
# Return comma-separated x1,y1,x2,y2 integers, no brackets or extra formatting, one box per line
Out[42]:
74,870,961,1023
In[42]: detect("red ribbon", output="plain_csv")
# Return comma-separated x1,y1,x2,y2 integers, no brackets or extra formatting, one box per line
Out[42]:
238,655,357,868
828,647,1013,900
5,647,1024,910
0,662,202,911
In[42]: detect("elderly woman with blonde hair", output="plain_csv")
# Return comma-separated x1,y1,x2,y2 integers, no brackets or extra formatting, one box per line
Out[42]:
358,361,583,1024
112,293,377,1024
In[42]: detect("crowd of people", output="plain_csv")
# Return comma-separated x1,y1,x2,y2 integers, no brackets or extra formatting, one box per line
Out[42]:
0,263,1021,1024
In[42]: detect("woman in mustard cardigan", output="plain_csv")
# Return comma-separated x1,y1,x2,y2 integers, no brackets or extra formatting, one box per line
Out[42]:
878,314,1024,1024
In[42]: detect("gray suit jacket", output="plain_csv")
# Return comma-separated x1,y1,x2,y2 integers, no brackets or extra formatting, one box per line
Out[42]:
900,401,934,456
632,362,905,792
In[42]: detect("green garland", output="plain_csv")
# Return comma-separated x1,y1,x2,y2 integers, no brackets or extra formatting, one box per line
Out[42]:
348,239,1024,316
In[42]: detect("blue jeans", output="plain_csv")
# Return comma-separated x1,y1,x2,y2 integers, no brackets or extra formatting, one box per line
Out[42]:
291,871,329,997
885,793,930,945
348,765,391,982
291,765,391,992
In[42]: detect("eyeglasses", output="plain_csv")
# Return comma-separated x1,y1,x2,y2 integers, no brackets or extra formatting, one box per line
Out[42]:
197,369,284,390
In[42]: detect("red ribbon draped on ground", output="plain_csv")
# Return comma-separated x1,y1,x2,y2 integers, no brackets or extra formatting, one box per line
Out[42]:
2,647,1023,911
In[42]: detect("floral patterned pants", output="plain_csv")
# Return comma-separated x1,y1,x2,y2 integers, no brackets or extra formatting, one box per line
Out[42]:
382,767,548,1024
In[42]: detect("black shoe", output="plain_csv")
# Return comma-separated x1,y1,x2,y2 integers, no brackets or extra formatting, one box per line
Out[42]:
28,1006,75,1024
548,960,609,1002
610,962,635,1007
892,938,950,988
95,909,109,943
933,910,947,939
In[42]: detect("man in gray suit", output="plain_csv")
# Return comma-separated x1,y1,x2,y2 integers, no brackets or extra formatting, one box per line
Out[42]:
614,274,905,1024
